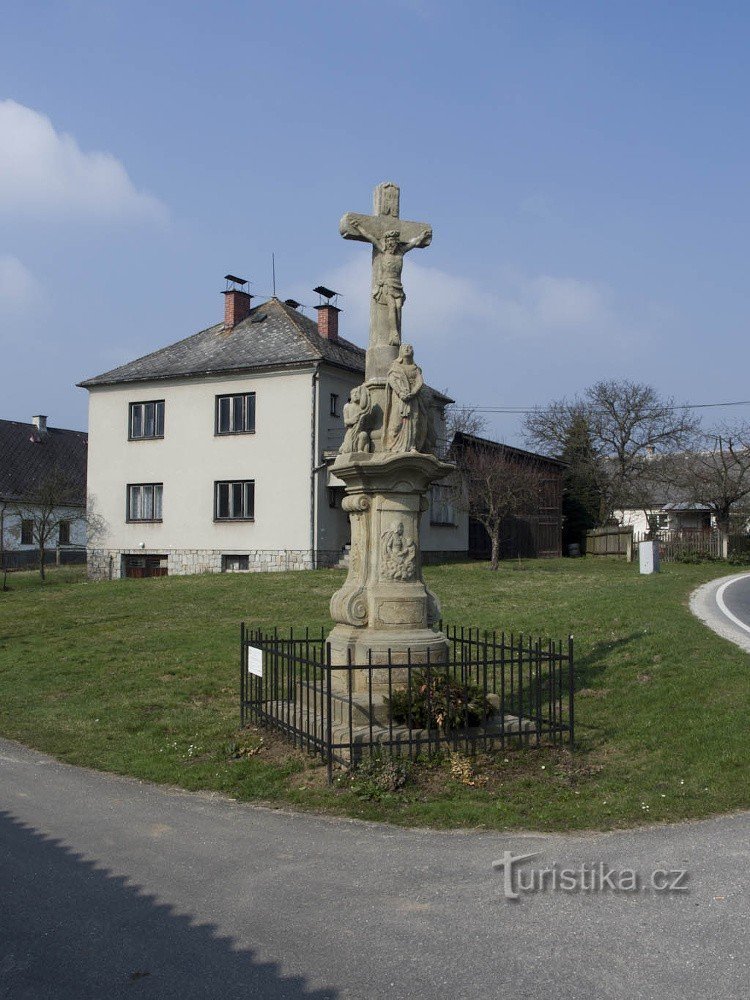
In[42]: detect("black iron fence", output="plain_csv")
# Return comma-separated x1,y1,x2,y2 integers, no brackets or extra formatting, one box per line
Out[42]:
240,624,574,780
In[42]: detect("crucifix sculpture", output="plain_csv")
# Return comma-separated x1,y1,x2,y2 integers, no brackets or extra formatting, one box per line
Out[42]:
340,182,432,380
329,180,452,701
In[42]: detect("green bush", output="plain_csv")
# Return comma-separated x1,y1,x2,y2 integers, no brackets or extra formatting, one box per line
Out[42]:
347,754,411,800
672,551,720,565
728,534,750,563
388,669,493,731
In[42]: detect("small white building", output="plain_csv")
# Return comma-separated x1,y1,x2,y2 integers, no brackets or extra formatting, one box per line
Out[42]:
0,415,88,568
616,502,713,537
79,284,467,579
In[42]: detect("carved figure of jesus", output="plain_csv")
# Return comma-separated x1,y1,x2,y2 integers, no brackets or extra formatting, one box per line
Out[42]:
347,219,432,347
340,184,432,376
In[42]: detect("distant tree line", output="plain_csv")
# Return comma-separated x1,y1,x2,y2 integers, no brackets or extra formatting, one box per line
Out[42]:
523,379,750,547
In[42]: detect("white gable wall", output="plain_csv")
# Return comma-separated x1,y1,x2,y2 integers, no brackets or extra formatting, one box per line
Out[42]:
87,368,315,577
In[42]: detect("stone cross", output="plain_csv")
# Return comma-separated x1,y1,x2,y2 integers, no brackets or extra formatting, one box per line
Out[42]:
340,182,432,380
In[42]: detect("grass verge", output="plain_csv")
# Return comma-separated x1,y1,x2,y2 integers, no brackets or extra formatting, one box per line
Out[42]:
0,559,748,830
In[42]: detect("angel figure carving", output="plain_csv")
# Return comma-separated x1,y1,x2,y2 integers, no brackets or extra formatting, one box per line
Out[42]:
380,522,417,581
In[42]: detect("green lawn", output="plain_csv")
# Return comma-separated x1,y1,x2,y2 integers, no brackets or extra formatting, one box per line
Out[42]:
0,559,748,831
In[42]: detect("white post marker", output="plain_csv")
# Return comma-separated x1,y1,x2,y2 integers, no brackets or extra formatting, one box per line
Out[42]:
639,539,660,575
247,646,263,677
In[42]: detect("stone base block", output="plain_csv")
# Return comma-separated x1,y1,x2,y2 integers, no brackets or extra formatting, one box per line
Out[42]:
326,624,449,697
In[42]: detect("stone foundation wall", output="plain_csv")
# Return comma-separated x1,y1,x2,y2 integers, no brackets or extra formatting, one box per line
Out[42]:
87,548,344,580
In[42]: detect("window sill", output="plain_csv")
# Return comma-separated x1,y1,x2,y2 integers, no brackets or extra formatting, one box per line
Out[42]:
430,521,458,528
215,430,256,437
126,519,163,524
214,517,255,523
128,436,165,442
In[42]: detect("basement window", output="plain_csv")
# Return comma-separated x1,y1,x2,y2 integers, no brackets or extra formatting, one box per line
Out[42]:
222,554,250,572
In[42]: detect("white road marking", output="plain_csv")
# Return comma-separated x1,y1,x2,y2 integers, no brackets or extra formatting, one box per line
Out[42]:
716,575,750,637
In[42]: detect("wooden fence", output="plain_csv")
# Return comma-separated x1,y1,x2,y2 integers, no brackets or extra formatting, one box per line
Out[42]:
584,526,634,560
634,529,727,562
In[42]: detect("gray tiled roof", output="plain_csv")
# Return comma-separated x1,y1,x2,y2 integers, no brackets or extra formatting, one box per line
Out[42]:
0,420,87,505
450,432,567,469
78,298,366,388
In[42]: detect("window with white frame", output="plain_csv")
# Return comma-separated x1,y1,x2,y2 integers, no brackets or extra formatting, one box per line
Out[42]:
429,484,457,526
127,483,163,521
21,519,34,545
216,392,256,435
129,400,164,439
215,480,255,520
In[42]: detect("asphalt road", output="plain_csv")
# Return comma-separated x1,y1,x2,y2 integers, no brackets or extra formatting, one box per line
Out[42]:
718,573,750,632
690,570,750,653
0,738,747,1000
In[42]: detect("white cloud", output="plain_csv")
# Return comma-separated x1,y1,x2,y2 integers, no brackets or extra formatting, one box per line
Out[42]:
325,255,618,347
0,100,166,222
0,254,41,311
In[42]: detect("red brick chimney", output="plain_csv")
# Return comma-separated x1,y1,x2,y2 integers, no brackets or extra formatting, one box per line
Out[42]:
222,275,253,329
315,303,340,340
313,285,340,340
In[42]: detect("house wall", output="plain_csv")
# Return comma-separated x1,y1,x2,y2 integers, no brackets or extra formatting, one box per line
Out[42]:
616,508,715,534
420,405,468,558
315,366,361,558
86,369,315,578
1,504,86,551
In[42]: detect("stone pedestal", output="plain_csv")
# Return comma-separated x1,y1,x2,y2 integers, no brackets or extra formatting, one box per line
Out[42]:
328,450,453,696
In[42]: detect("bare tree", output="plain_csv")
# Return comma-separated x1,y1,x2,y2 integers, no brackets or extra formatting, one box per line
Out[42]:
7,467,102,581
525,380,699,520
451,438,547,570
445,403,487,441
661,423,750,534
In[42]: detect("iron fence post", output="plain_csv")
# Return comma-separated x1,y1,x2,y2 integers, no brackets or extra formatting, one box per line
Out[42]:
240,622,245,726
325,641,333,784
568,635,575,745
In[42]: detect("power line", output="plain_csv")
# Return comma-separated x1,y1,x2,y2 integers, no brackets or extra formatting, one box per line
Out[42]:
453,399,750,415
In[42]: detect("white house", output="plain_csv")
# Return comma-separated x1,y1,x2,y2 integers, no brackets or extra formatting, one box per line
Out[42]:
0,415,88,569
79,282,467,579
616,502,714,537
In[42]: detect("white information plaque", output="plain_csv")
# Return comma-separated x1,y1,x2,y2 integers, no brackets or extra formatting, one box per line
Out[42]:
247,646,263,677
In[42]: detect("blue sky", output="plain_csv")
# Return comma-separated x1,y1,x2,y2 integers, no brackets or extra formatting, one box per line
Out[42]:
2,0,749,443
